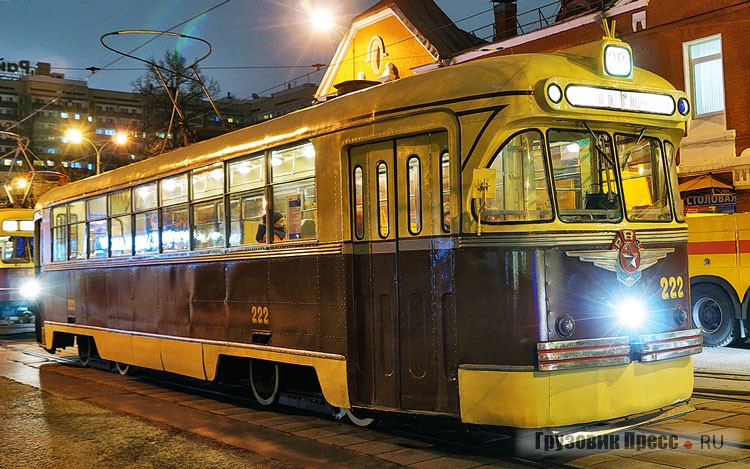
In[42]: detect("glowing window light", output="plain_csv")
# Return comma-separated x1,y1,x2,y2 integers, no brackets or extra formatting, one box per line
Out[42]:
604,45,632,77
1,220,18,232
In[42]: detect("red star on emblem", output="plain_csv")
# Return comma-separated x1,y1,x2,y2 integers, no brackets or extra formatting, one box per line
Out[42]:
619,241,641,273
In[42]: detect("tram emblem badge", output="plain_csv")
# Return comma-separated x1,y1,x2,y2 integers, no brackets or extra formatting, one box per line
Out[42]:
565,230,674,287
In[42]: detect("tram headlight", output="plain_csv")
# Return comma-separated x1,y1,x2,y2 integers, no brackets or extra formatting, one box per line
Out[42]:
618,299,646,328
20,279,40,299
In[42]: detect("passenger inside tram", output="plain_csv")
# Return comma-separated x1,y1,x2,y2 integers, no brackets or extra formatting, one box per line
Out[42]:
255,211,287,242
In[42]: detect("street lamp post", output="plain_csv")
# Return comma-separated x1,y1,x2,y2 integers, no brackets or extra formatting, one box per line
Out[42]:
65,129,128,175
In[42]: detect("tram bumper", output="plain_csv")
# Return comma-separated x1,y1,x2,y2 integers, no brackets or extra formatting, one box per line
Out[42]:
457,329,702,428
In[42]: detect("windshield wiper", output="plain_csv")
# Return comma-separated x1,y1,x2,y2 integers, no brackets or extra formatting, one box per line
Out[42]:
582,122,615,167
620,127,647,170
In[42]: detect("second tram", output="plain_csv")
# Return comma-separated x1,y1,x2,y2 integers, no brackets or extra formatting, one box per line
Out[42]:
0,208,37,333
33,35,701,430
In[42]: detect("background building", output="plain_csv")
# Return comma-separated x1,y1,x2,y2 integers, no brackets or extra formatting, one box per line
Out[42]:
1,63,146,179
1,62,317,184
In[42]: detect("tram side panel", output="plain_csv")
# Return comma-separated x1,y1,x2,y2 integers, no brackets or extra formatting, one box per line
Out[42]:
454,246,541,367
40,254,351,373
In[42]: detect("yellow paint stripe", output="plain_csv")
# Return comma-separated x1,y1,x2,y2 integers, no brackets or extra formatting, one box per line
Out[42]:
43,322,350,408
458,357,693,427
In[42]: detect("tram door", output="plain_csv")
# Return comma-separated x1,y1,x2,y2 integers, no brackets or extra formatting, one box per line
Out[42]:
350,132,445,412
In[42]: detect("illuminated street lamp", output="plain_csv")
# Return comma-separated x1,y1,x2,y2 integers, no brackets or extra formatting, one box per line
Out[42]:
65,129,128,175
309,7,335,32
3,175,31,207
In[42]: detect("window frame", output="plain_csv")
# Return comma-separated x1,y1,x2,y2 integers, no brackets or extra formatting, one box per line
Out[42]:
683,34,725,118
476,129,554,226
47,139,317,261
406,155,423,235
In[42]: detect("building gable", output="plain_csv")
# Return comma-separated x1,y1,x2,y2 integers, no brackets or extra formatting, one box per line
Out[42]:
315,0,483,99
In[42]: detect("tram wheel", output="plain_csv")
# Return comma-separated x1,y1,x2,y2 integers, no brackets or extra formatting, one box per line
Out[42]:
691,283,737,347
77,336,92,367
115,362,131,375
249,359,279,406
342,408,376,427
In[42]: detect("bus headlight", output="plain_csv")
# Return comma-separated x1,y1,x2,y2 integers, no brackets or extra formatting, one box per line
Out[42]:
618,299,646,328
20,279,40,299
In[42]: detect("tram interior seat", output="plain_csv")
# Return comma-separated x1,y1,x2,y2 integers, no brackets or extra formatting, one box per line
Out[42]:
243,220,262,244
584,192,620,219
301,218,316,238
584,192,619,211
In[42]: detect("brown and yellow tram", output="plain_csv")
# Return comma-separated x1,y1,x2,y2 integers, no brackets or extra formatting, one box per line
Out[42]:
33,36,701,430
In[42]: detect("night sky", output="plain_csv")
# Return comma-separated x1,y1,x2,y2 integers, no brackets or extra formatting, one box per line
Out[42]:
1,0,507,99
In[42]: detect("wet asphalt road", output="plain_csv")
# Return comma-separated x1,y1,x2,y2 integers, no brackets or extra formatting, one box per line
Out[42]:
0,333,299,469
0,375,298,469
2,332,750,468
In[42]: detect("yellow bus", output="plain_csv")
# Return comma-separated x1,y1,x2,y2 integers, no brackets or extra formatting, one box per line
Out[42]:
33,35,699,432
687,213,750,346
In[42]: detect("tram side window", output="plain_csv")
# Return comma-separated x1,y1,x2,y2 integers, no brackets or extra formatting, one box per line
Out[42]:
134,182,159,255
0,235,31,263
51,205,68,262
269,142,317,241
376,162,389,238
229,193,264,245
193,200,225,249
549,129,621,222
228,155,265,246
353,166,364,240
109,189,132,257
87,196,108,258
616,134,671,221
406,156,422,234
272,178,316,241
160,174,189,252
191,164,225,249
484,130,553,223
440,152,451,232
69,200,87,260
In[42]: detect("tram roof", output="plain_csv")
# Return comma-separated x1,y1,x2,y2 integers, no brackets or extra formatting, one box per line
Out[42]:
36,40,680,209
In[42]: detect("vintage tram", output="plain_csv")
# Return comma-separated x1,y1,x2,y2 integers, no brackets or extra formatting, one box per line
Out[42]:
33,35,701,431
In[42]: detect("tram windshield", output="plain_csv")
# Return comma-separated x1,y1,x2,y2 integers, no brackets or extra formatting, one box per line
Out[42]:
0,235,32,264
549,129,621,222
616,133,671,221
480,127,674,225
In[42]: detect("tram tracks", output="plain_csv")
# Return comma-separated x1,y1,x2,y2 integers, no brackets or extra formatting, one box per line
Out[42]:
693,370,750,402
133,368,570,468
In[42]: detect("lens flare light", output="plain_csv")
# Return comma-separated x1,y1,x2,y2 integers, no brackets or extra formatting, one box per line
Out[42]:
20,279,40,299
618,298,646,328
